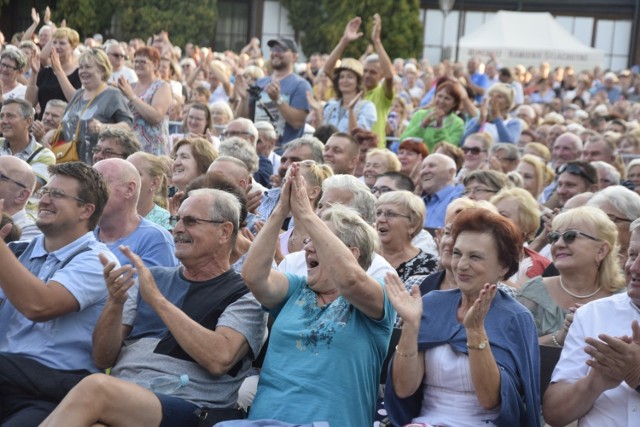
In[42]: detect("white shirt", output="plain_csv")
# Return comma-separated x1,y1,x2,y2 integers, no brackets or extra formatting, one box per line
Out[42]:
551,292,640,426
109,67,138,85
277,250,395,280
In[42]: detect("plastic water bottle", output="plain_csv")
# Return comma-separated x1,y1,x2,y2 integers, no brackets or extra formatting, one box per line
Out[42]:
148,374,189,394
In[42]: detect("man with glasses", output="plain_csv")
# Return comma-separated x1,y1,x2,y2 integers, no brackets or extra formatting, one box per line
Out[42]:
93,158,177,268
0,162,115,425
40,189,266,426
542,218,640,427
106,41,137,85
0,98,55,190
0,156,40,241
221,118,272,189
236,37,312,148
92,127,141,164
541,132,584,203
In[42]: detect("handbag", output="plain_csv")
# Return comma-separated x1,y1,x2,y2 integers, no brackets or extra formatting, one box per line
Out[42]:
51,84,106,163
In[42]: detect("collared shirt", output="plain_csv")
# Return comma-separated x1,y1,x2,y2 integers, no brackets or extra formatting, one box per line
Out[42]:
257,187,282,221
0,232,116,371
11,208,41,242
0,134,55,186
551,292,640,426
422,184,464,228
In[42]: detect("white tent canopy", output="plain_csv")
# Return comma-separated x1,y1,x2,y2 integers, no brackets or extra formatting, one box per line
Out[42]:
456,11,604,71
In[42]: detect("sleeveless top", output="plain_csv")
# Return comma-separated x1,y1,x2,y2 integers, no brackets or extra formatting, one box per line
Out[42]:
130,79,170,155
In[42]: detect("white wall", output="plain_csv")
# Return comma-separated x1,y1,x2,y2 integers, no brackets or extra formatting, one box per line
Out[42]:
262,0,296,58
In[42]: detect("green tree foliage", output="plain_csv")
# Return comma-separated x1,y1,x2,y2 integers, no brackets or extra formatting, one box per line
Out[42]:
282,0,423,59
54,0,217,47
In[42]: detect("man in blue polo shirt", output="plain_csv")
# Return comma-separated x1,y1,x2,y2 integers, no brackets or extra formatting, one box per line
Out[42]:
420,153,463,229
0,162,116,425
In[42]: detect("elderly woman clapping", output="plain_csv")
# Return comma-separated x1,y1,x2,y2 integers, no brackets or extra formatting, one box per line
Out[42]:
385,208,540,426
242,163,394,426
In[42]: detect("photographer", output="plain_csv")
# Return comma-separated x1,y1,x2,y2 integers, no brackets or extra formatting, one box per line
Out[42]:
235,38,311,150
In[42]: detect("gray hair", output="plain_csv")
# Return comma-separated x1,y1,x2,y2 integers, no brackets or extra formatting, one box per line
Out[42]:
218,137,259,173
555,132,583,152
321,174,376,224
227,117,257,142
255,121,276,141
283,136,325,164
320,204,378,270
590,161,621,185
364,54,380,65
588,185,640,221
45,99,68,110
188,188,241,244
376,190,425,238
213,155,250,173
2,98,34,120
98,128,142,158
1,47,27,71
490,143,520,161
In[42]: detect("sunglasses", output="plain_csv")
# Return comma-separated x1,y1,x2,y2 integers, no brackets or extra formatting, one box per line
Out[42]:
557,163,596,184
462,146,486,155
547,230,599,245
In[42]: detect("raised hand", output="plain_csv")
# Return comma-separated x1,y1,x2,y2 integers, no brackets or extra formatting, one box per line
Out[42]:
347,91,363,110
120,245,162,305
31,7,41,25
288,163,314,217
371,14,382,44
343,17,363,42
99,252,135,305
50,48,62,74
385,272,422,326
306,91,321,111
463,283,497,331
30,54,40,75
117,75,135,100
44,6,52,25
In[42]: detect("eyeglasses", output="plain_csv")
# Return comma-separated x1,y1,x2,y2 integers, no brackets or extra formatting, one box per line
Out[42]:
0,173,26,188
547,230,599,245
108,52,126,59
35,188,88,204
133,59,150,65
375,210,411,220
270,46,287,54
371,185,394,195
0,62,19,71
462,187,498,196
221,130,253,139
557,163,596,184
606,213,631,224
302,237,312,245
169,215,225,227
462,147,486,155
91,146,126,158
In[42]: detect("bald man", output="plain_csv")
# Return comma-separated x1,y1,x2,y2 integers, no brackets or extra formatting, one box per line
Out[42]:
93,159,178,268
419,153,464,228
0,156,40,241
208,156,265,233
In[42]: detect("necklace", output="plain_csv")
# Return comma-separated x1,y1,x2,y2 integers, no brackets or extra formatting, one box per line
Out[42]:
559,277,601,299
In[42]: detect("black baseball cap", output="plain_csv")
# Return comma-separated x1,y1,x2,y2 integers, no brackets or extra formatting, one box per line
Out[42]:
267,38,298,53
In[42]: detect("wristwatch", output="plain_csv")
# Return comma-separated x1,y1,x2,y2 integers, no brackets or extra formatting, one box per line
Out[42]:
467,340,488,350
276,96,284,106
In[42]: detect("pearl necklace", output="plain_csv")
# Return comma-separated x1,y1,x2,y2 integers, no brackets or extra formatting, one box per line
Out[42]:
559,277,601,299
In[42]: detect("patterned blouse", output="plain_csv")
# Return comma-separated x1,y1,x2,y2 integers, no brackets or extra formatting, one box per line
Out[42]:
396,250,438,282
130,79,170,155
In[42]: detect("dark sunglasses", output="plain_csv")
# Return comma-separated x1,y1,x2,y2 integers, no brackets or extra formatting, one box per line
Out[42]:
462,147,486,155
557,163,596,184
547,230,599,245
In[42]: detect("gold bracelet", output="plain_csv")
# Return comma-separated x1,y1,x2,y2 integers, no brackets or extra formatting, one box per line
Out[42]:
395,345,417,358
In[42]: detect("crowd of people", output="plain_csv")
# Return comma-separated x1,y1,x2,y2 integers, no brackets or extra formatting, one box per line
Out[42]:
0,7,639,427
